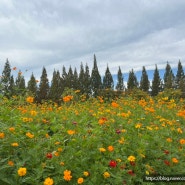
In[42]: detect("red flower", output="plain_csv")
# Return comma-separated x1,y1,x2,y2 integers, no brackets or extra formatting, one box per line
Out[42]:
46,153,53,159
130,161,135,166
127,170,135,176
164,150,169,155
116,129,121,134
164,160,170,166
109,160,117,168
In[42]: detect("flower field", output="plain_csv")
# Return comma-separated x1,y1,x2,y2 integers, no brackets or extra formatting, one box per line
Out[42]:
0,93,185,185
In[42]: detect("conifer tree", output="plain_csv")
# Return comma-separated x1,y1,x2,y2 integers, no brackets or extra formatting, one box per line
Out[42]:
79,63,85,94
27,73,37,95
62,66,67,89
151,65,161,96
49,70,62,102
9,75,15,97
116,66,124,91
103,65,114,89
73,68,79,90
38,67,49,102
1,59,11,97
163,62,175,89
91,54,102,97
67,66,74,89
175,60,184,89
127,69,138,90
15,70,26,95
84,63,91,97
140,66,150,92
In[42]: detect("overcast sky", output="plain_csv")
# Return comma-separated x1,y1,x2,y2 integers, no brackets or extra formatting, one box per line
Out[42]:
0,0,185,81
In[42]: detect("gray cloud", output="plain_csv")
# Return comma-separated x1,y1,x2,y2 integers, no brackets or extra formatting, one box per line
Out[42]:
0,0,185,82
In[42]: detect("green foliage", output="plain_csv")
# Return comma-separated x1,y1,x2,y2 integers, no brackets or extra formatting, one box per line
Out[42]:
103,65,114,90
27,73,37,96
0,95,185,184
127,69,138,90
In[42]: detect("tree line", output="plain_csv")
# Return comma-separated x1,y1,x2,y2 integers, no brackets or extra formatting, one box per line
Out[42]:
0,54,185,102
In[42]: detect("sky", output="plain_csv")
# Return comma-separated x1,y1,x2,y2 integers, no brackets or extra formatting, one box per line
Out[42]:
0,0,185,82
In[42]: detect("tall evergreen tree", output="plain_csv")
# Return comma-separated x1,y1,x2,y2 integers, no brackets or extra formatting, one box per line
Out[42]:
84,63,92,97
15,71,26,95
116,66,124,91
79,63,85,94
91,54,102,97
1,59,11,97
38,67,49,102
27,73,37,95
73,68,79,90
49,70,62,102
9,75,15,97
67,66,74,89
62,66,67,89
175,60,184,89
151,65,161,96
103,65,114,89
163,62,175,89
140,66,150,92
127,69,138,90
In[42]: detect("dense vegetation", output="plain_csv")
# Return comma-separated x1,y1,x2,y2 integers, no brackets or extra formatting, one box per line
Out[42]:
0,55,185,103
0,57,185,184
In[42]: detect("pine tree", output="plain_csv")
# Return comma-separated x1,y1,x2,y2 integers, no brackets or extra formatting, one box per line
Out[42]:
103,65,114,89
9,75,15,97
15,70,26,95
67,66,74,89
38,67,49,102
127,69,138,90
79,63,85,94
163,62,175,89
1,59,11,97
73,68,79,90
27,73,37,95
84,63,91,97
62,66,67,89
116,66,124,91
49,70,62,102
140,66,150,92
91,54,102,97
151,65,161,96
175,60,184,89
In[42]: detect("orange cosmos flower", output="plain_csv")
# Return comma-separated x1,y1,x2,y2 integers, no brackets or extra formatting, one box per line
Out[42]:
179,139,185,145
26,96,34,103
8,160,14,166
67,130,75,135
172,158,178,163
0,132,5,139
107,145,114,152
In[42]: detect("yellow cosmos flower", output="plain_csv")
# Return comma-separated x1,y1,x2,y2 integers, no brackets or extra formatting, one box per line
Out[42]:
11,142,19,147
26,132,34,138
99,148,106,152
103,172,110,178
83,171,89,177
179,139,185,145
77,177,84,184
127,155,136,162
43,177,54,185
18,167,27,176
